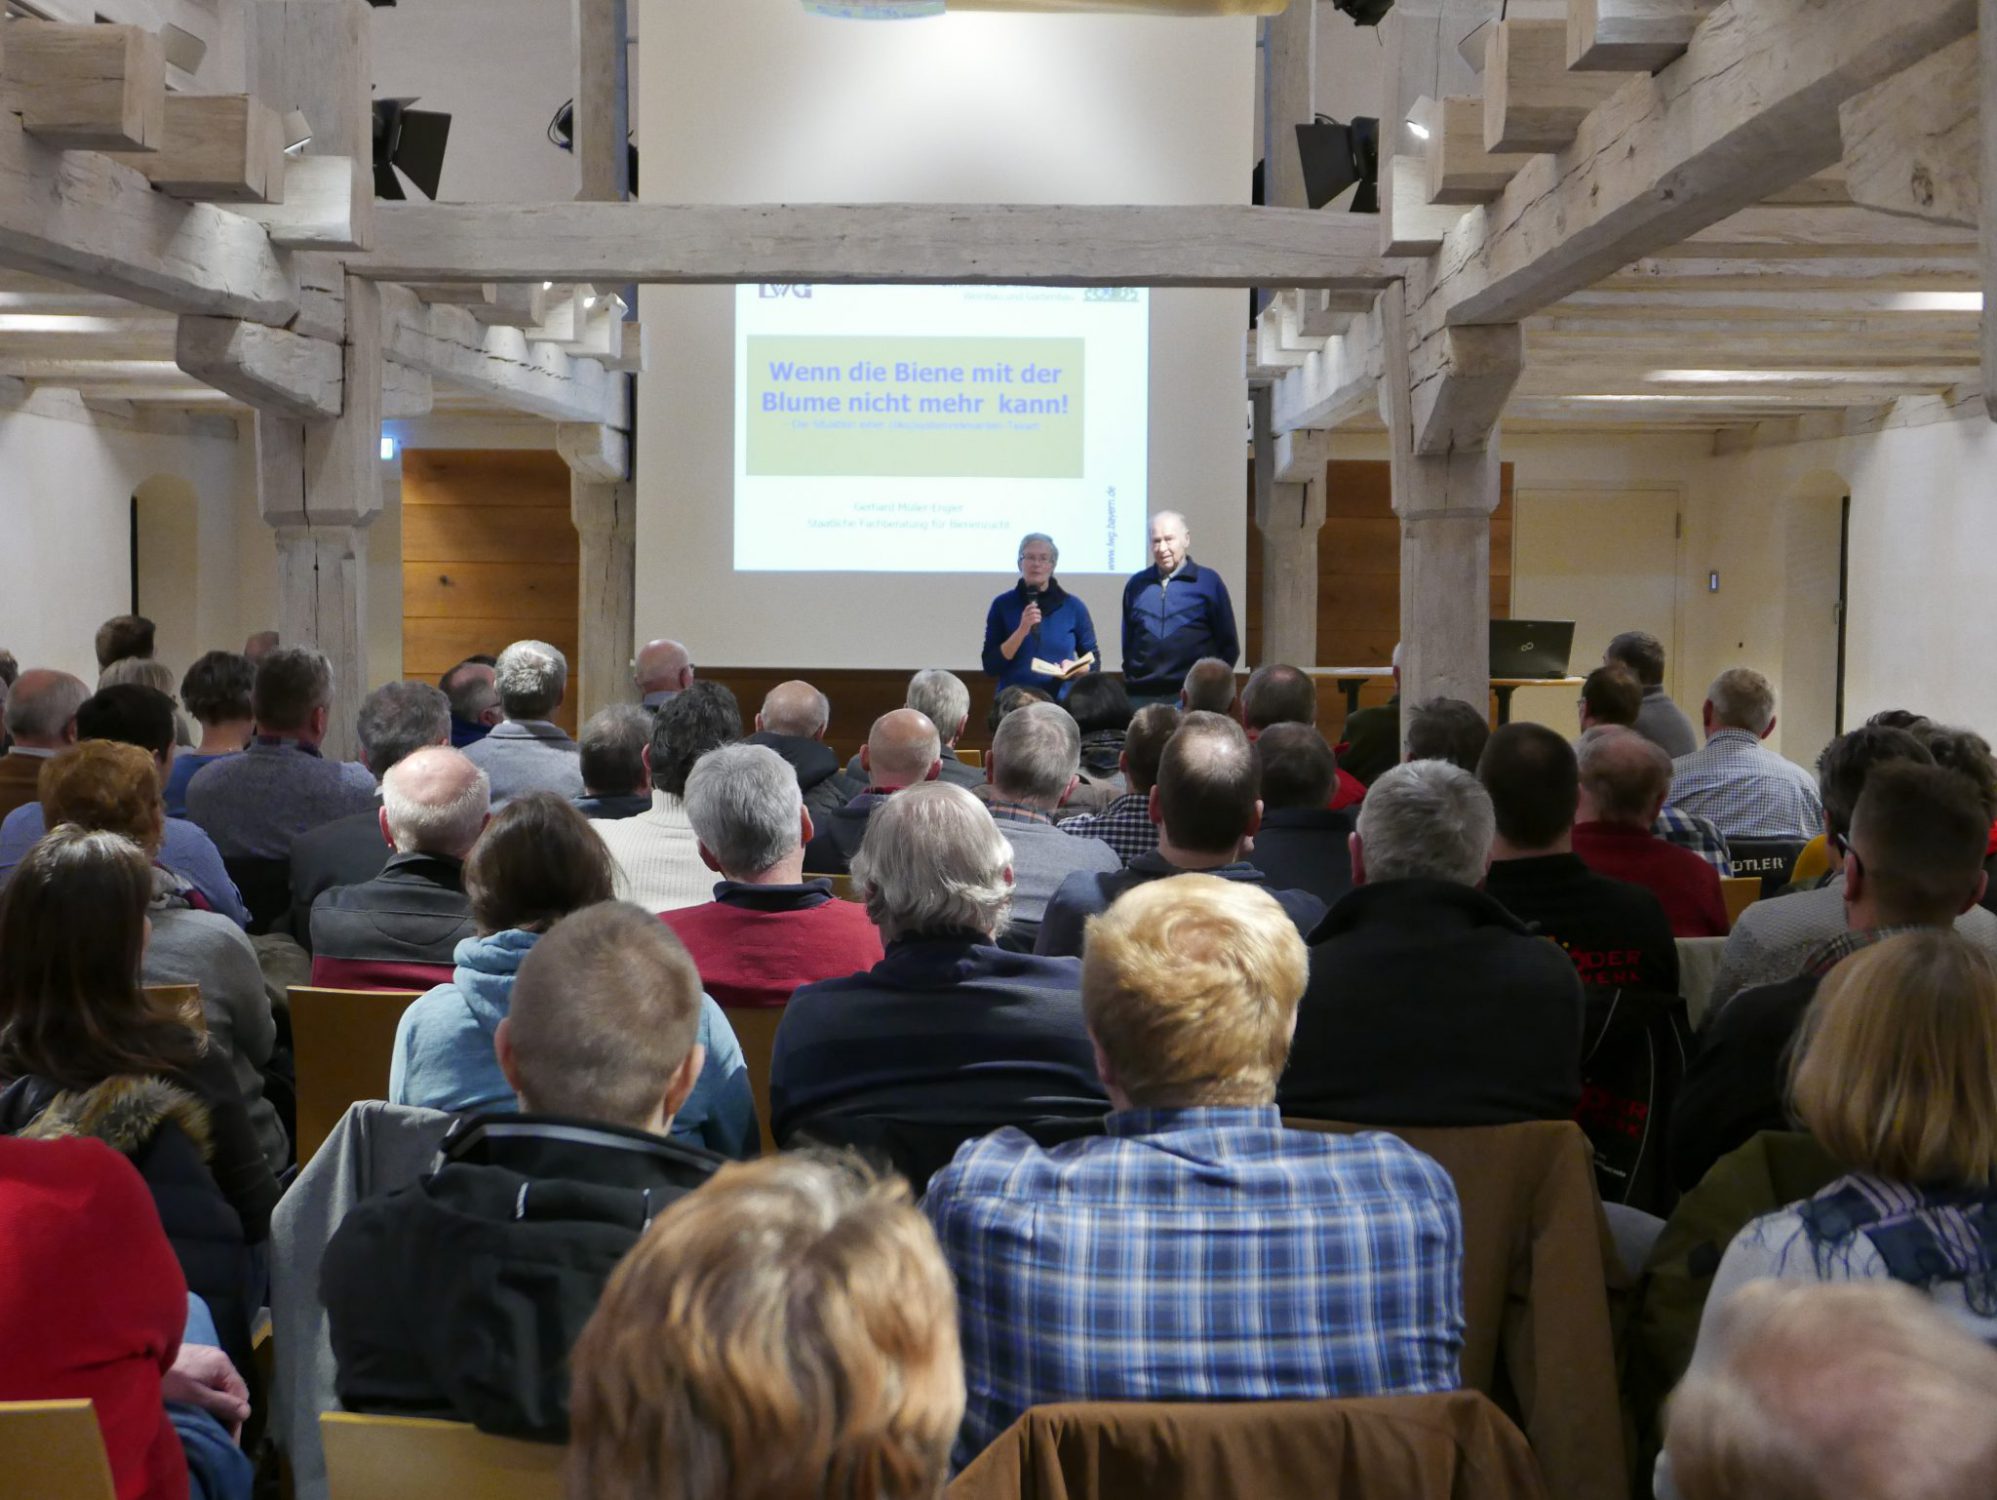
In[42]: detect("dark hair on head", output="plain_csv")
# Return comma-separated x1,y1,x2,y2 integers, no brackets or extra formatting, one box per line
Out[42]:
93,615,155,672
1064,675,1132,737
1911,725,1997,823
1405,697,1491,775
580,705,653,796
253,647,333,732
1478,722,1579,849
75,684,176,761
1867,709,1931,733
1122,704,1181,795
1581,664,1643,728
0,825,197,1089
648,680,742,797
1255,723,1336,811
1180,659,1237,715
1850,763,1992,926
463,792,615,935
1157,711,1259,855
179,651,254,726
1816,726,1933,841
987,684,1051,733
1241,664,1317,733
1604,630,1666,688
0,650,17,689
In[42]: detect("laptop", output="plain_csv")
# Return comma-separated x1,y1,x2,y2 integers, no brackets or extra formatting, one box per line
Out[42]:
1489,620,1576,680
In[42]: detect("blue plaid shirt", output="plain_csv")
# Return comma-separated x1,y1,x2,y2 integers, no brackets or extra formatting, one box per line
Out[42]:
923,1106,1464,1467
1057,791,1158,866
1653,805,1732,875
1667,729,1824,842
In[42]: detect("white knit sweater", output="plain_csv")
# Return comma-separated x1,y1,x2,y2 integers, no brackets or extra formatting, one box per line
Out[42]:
592,790,715,913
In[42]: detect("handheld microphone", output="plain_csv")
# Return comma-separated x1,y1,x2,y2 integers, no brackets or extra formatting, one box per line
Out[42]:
1027,586,1043,643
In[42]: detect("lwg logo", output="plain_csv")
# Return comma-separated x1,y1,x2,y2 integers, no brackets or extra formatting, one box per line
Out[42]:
758,284,814,299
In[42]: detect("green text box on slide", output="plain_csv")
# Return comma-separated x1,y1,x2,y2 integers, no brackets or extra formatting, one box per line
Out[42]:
746,335,1085,479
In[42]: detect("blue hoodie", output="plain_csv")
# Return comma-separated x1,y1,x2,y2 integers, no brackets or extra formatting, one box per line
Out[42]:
388,928,760,1159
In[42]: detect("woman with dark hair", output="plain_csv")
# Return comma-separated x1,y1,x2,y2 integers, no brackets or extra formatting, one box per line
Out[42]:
0,825,274,1381
165,652,255,818
390,793,758,1157
1063,673,1133,785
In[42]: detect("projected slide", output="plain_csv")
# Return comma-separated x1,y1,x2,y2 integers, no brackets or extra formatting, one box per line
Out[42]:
734,283,1150,574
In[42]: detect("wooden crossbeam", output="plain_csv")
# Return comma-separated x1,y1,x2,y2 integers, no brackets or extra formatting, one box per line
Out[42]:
1483,19,1625,153
1269,302,1384,434
0,22,165,151
1567,0,1718,74
347,204,1404,289
1411,324,1525,455
1840,35,1978,229
105,95,287,204
233,156,368,251
176,317,344,419
1425,96,1533,205
378,283,623,427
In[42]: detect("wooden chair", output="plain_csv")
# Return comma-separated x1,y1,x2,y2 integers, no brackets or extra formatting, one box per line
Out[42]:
289,986,423,1165
143,982,204,1034
721,1003,786,1156
1719,876,1760,931
0,1400,116,1500
957,748,984,769
321,1413,562,1500
828,872,861,903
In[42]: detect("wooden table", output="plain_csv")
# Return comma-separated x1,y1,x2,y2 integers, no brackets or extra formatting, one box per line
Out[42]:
1308,668,1588,726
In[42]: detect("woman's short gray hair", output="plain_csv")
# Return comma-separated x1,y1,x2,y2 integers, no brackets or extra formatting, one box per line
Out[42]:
1355,759,1495,886
684,743,803,878
851,782,1013,940
494,640,569,720
1018,532,1058,567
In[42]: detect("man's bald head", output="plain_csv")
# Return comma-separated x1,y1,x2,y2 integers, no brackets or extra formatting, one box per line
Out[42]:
757,679,830,740
3,669,89,748
1577,726,1673,827
862,708,942,791
634,639,694,696
1180,658,1238,716
382,744,491,859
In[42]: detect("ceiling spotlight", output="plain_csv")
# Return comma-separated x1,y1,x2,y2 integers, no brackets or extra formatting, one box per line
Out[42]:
1296,116,1380,213
372,97,452,201
282,110,313,156
1330,0,1393,24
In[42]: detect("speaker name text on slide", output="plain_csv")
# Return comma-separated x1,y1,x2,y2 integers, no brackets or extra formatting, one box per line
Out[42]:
733,284,1150,574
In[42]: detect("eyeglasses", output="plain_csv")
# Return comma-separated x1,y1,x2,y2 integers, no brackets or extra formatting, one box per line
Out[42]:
1832,832,1862,878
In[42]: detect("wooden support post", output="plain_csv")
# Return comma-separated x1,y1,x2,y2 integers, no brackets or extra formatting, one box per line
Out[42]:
250,0,374,252
564,451,636,722
573,0,631,202
1252,390,1327,669
1984,0,1997,419
1266,0,1316,214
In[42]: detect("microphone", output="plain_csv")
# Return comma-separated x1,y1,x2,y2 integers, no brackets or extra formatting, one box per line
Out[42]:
1027,586,1043,643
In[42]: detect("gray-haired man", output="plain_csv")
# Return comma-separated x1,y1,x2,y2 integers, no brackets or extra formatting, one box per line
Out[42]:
463,640,583,805
982,703,1120,948
844,669,983,790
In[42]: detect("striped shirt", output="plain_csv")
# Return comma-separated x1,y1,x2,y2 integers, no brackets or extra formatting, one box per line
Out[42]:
923,1107,1464,1467
1667,729,1824,842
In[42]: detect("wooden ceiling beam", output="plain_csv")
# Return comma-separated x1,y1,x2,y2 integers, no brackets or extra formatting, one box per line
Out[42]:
1484,19,1626,153
1566,0,1718,74
1840,34,1978,229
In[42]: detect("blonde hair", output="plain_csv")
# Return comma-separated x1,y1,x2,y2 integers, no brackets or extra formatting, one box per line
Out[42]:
1081,873,1307,1107
1666,1280,1997,1500
566,1155,963,1500
1790,930,1997,1188
38,741,165,857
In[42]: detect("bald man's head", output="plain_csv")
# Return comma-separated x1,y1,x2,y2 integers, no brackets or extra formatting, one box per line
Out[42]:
1577,726,1673,828
862,708,942,791
634,639,693,696
757,679,831,740
2,669,89,748
382,745,491,859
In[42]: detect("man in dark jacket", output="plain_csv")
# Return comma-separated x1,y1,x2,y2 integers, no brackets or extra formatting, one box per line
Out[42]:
802,708,941,875
320,902,720,1438
1280,758,1585,1126
1120,511,1239,704
1036,712,1324,958
840,670,983,791
749,679,862,824
1246,723,1355,910
309,746,487,990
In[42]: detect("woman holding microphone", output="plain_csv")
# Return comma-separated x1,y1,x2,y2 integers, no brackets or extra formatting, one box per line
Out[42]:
982,533,1098,699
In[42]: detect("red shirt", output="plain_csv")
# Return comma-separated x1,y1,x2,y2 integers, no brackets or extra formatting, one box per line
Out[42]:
0,1136,189,1500
1571,820,1730,938
662,885,885,1008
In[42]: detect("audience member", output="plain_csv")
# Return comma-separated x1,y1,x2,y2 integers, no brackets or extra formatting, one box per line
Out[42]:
1667,1281,1997,1500
574,704,654,820
595,682,745,911
1339,641,1402,787
1404,696,1491,773
1241,662,1365,809
309,746,487,991
1654,802,1735,876
980,704,1120,946
927,875,1465,1467
100,657,193,748
663,744,884,1007
1579,663,1643,732
568,1155,963,1500
0,684,250,927
1057,703,1178,866
242,629,280,666
439,655,501,749
1668,668,1824,841
984,684,1050,735
390,793,756,1158
1280,760,1584,1125
1246,722,1356,909
634,638,694,709
165,651,254,816
1179,656,1238,716
802,707,939,876
1671,764,1989,1190
0,649,16,689
324,903,723,1438
1035,713,1325,958
1479,723,1677,993
95,613,155,672
771,783,1108,1148
1915,723,1997,912
843,670,983,790
0,827,276,1376
287,680,452,941
37,740,284,1169
749,679,855,823
1572,727,1729,937
184,647,375,860
1605,630,1697,760
1064,671,1132,787
462,640,583,804
0,668,86,821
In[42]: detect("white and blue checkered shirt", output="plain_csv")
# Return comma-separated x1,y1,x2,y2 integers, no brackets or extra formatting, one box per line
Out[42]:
1667,730,1824,842
923,1107,1464,1468
1057,791,1158,866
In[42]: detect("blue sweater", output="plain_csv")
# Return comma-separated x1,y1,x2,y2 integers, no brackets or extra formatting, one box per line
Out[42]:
982,581,1099,697
1120,559,1239,695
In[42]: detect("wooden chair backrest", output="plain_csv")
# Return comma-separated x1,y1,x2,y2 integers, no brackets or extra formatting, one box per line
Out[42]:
0,1401,116,1500
321,1413,563,1500
828,872,861,903
958,748,984,769
288,987,423,1165
722,1003,786,1156
1719,876,1760,931
143,982,204,1034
